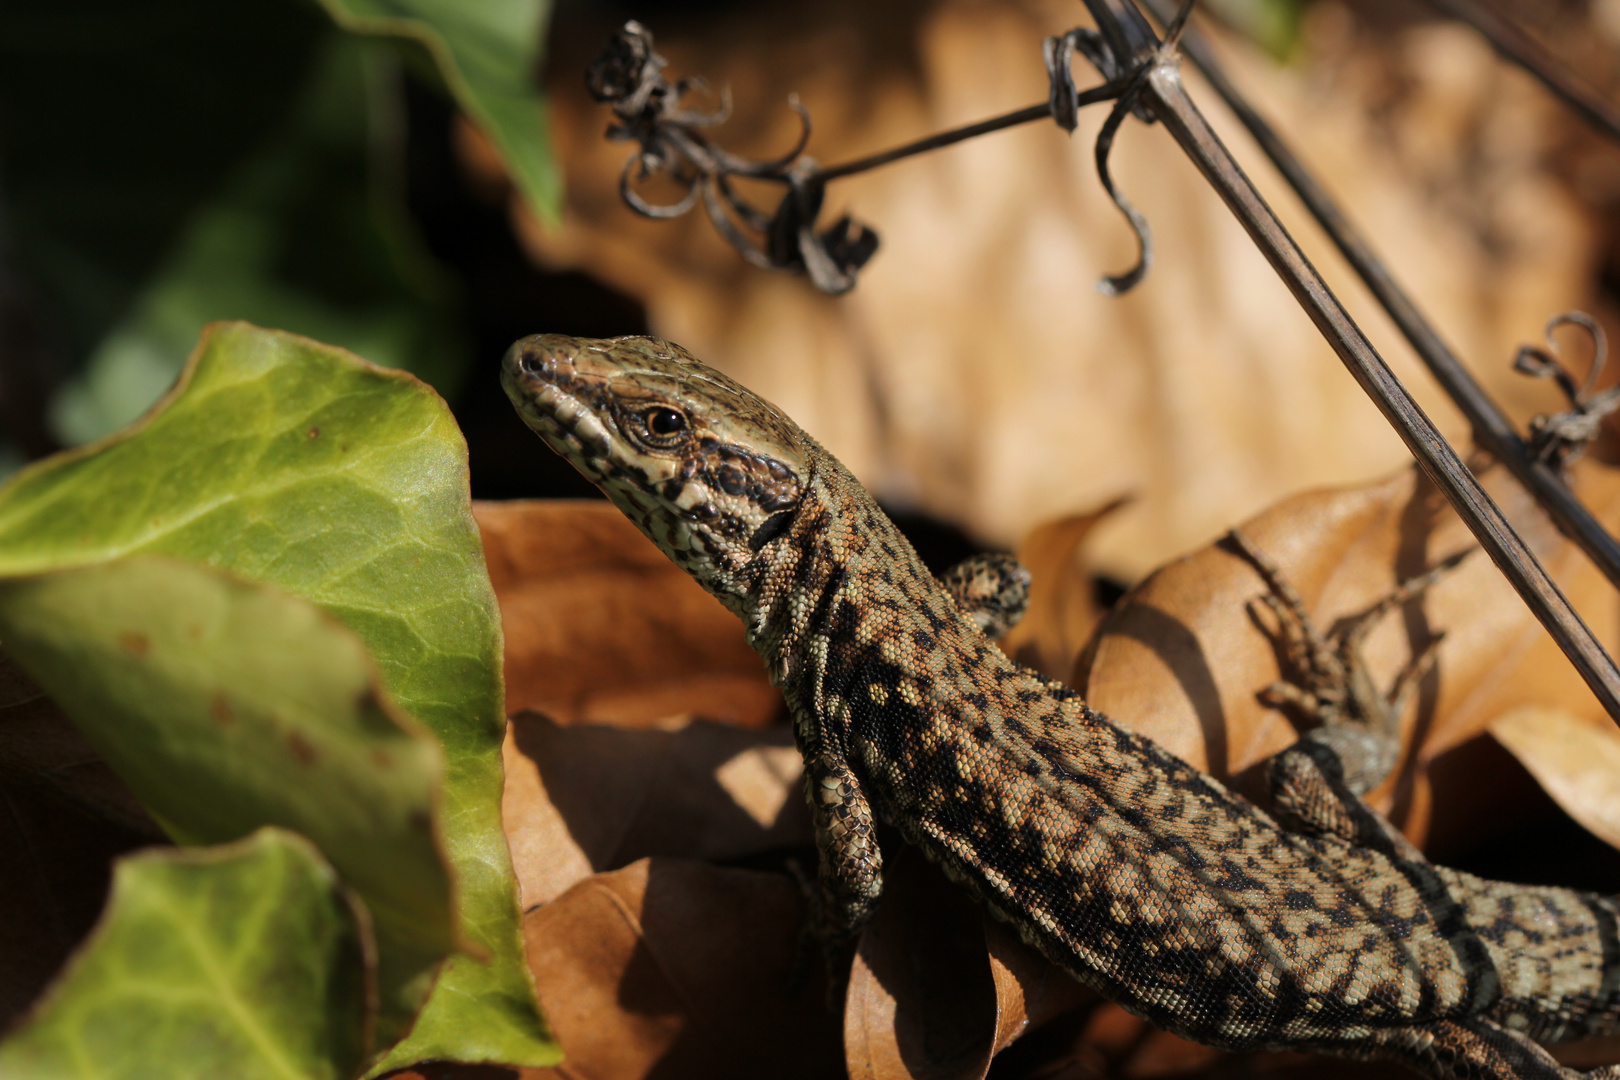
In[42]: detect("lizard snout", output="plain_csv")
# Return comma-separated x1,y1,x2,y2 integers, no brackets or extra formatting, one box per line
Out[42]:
504,338,564,382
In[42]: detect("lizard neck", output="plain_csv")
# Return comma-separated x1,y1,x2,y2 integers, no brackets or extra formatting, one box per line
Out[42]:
739,446,1044,749
741,446,886,682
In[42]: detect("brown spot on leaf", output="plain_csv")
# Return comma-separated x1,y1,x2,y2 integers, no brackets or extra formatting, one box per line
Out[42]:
210,694,234,726
117,632,149,658
287,732,317,766
371,748,392,769
307,427,320,439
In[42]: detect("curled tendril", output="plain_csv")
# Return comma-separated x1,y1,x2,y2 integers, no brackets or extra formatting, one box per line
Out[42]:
1049,0,1198,296
584,21,874,294
1512,310,1619,469
1040,24,1152,294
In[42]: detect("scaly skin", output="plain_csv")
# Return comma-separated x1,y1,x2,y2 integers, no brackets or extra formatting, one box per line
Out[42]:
503,333,1620,1079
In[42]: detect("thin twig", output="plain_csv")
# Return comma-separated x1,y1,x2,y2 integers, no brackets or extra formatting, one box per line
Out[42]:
1417,0,1620,145
815,79,1124,184
815,104,1055,183
1082,0,1620,721
1134,0,1620,593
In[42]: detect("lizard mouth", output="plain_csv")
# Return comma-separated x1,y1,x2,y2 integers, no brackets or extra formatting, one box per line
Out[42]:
500,337,617,480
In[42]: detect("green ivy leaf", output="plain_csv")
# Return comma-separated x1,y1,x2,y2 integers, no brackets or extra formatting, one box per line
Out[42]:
0,555,451,1044
0,829,371,1080
313,0,561,225
0,322,557,1070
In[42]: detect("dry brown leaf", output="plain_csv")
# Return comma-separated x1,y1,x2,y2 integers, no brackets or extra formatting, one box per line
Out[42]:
1072,456,1620,844
475,500,781,729
1078,466,1445,783
502,711,810,909
839,849,1378,1079
520,858,841,1080
999,498,1128,680
1489,705,1620,852
844,845,999,1080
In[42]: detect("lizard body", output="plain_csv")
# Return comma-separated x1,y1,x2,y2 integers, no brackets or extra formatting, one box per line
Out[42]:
503,333,1620,1079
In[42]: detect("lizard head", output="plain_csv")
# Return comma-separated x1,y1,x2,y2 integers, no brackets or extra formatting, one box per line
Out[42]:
501,334,811,609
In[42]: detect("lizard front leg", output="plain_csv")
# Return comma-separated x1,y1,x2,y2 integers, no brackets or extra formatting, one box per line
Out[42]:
940,552,1031,639
800,752,885,990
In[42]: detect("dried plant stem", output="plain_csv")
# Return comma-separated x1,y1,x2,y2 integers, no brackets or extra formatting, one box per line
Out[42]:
1083,0,1620,720
815,104,1056,183
1133,0,1620,591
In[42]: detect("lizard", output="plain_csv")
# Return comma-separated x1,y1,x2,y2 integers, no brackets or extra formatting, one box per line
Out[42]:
501,332,1620,1080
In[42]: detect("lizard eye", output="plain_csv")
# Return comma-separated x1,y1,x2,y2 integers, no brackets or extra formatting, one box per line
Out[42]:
646,407,687,437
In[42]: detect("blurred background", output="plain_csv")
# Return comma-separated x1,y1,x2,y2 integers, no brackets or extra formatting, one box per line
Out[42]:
4,0,1620,581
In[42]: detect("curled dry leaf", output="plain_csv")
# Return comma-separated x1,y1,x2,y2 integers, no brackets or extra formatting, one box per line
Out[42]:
476,500,782,729
502,710,810,909
841,847,1368,1080
521,858,842,1080
1072,456,1620,844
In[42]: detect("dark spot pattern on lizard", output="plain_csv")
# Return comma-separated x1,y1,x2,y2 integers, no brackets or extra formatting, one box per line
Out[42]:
503,333,1620,1080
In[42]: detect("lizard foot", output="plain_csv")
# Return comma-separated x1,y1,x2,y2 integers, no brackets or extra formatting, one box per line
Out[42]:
1356,1017,1613,1080
940,552,1032,639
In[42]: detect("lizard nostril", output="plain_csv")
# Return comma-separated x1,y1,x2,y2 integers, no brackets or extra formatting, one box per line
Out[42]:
519,350,551,377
